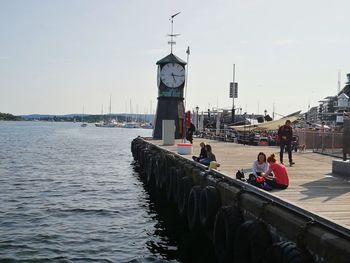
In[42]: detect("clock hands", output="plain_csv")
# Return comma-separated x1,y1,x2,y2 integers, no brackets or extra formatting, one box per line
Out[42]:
171,73,184,78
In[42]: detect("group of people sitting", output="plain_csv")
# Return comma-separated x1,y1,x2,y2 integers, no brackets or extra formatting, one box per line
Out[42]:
192,142,220,169
250,152,289,190
192,142,289,190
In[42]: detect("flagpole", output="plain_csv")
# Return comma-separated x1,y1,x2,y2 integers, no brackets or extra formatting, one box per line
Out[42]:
232,64,235,124
183,46,190,142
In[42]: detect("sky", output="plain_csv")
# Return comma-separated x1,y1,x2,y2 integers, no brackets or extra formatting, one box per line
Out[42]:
1,0,349,117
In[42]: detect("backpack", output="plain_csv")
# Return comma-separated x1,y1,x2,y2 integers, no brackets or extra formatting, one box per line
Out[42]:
247,174,272,191
236,170,245,181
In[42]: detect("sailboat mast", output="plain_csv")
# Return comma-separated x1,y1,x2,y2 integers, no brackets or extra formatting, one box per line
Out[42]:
338,70,341,94
109,95,112,115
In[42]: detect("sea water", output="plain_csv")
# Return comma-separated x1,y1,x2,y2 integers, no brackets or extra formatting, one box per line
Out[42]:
0,121,215,263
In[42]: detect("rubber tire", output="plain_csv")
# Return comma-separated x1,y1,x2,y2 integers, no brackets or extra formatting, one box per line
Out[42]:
173,167,185,202
187,186,202,231
165,167,176,201
154,158,162,189
199,186,221,230
131,140,135,158
213,206,243,263
135,143,143,161
159,156,169,190
177,176,193,217
147,157,156,186
138,148,147,168
170,168,180,202
262,241,305,263
234,220,272,263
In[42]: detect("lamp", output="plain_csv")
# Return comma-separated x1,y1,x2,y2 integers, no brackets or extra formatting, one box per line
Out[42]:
195,106,199,133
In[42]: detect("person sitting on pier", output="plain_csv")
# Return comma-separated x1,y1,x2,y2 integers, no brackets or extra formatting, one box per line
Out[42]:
192,142,207,162
261,153,289,190
199,144,217,166
251,152,269,177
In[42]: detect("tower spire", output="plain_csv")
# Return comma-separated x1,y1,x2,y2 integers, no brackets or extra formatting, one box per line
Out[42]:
168,12,181,53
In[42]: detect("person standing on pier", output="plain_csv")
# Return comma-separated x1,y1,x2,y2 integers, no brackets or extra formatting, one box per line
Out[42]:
186,122,196,144
278,120,295,166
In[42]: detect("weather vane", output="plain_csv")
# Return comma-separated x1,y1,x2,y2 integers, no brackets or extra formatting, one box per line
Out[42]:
168,12,181,53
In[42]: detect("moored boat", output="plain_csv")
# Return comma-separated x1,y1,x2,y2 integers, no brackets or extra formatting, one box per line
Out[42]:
123,122,141,128
95,120,122,128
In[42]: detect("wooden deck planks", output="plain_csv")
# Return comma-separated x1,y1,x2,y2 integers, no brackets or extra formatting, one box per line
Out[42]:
152,138,350,229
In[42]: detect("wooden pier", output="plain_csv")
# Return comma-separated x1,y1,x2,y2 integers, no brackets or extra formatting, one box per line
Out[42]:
152,138,350,229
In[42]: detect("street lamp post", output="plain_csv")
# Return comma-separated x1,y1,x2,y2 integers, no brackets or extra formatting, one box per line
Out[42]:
195,106,199,133
243,112,246,145
207,109,211,127
232,64,236,124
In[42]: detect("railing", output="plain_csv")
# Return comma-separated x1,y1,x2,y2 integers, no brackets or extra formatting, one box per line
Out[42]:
198,128,347,160
294,130,345,159
199,128,238,142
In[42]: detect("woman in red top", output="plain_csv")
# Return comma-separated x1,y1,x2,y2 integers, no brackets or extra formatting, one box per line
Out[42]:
261,153,289,189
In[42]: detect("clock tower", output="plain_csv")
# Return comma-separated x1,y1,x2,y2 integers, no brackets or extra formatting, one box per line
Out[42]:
153,12,187,139
153,54,187,139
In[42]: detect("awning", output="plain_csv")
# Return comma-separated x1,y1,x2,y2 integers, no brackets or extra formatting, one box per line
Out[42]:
230,112,301,132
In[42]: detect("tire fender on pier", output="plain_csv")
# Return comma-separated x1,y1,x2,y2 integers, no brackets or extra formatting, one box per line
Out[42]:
135,142,144,161
191,168,202,186
154,155,164,189
165,167,177,201
138,148,148,168
199,186,221,230
234,220,272,263
177,176,194,217
172,167,185,203
198,170,209,187
262,241,306,263
187,185,202,231
160,154,174,190
131,139,135,157
146,156,156,186
213,206,243,263
131,138,140,159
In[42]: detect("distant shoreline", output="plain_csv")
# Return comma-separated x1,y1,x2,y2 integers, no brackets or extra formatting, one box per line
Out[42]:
0,112,22,121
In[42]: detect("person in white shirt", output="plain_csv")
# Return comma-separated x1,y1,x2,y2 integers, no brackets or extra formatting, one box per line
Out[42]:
252,152,269,176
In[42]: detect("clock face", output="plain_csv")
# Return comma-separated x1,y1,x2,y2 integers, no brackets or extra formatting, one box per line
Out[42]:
160,63,185,88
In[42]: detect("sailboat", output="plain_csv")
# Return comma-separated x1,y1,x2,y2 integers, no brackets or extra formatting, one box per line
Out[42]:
122,99,141,128
81,106,87,127
95,96,121,128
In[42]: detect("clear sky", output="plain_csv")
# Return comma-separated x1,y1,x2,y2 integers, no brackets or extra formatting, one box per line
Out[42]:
1,0,349,117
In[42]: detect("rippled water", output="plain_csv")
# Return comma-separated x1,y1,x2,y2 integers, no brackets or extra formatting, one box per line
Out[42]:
0,121,215,263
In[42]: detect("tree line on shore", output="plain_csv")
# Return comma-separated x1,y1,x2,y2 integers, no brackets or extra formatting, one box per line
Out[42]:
0,112,22,121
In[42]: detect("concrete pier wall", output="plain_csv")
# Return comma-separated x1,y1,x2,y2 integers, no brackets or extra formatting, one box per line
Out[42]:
131,137,350,263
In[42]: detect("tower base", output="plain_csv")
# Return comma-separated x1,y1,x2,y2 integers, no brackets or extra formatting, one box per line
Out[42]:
153,97,184,139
